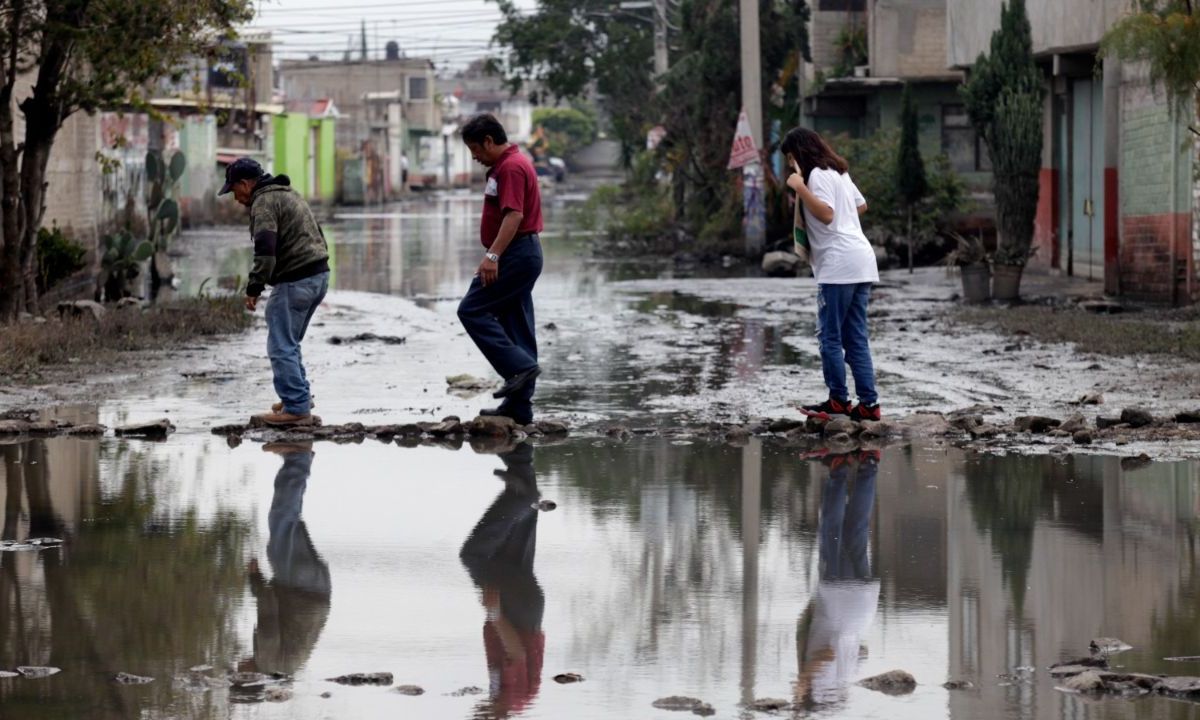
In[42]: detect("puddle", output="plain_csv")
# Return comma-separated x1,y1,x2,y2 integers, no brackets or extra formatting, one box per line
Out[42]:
1,436,1198,719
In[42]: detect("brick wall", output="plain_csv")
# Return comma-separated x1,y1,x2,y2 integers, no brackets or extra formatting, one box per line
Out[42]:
1119,67,1197,303
871,1,956,79
811,9,867,73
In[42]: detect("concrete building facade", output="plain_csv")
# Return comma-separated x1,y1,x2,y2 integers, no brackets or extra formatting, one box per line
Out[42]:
948,0,1198,304
803,0,991,192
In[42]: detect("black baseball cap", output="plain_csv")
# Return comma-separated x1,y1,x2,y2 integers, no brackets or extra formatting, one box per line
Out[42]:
218,157,265,195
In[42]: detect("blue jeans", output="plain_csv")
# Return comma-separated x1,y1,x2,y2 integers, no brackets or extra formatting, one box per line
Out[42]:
817,282,878,405
457,235,543,418
266,271,329,414
820,456,878,581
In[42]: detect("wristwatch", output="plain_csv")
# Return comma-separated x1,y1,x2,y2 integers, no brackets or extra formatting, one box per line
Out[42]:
485,252,500,263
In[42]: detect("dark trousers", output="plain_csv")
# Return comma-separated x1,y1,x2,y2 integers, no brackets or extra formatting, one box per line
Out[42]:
457,235,543,415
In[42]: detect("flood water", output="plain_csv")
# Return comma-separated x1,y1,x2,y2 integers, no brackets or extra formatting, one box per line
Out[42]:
5,191,1200,718
2,435,1199,719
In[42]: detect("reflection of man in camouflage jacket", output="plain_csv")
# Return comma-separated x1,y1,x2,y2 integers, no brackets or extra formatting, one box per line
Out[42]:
220,158,329,426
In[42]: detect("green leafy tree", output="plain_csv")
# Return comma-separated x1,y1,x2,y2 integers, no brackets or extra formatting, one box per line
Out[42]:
896,84,928,272
658,0,810,249
489,0,656,165
961,0,1044,270
532,106,598,158
0,0,254,322
491,0,810,254
1101,1,1200,133
841,129,965,257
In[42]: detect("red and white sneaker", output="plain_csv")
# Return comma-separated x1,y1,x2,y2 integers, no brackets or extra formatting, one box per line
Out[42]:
849,403,882,422
799,397,852,420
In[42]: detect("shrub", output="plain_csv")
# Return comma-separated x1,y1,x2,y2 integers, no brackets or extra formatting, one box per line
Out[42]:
839,129,966,255
36,225,88,293
531,106,598,158
574,152,674,249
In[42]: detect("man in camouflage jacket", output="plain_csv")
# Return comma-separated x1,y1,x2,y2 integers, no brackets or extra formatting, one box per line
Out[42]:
220,158,329,426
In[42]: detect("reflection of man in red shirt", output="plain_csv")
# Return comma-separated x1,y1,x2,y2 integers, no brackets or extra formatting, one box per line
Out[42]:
456,113,545,427
460,443,545,718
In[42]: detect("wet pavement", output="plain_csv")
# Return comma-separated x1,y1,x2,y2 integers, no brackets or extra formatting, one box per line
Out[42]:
2,435,1199,719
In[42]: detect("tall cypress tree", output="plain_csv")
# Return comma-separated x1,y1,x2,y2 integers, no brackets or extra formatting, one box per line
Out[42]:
896,83,928,272
961,0,1044,273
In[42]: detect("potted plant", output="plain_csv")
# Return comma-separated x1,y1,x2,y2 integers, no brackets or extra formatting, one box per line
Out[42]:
946,232,991,303
960,0,1043,302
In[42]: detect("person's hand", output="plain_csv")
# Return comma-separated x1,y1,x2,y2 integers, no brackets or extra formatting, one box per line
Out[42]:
477,256,499,287
786,157,806,193
244,295,258,312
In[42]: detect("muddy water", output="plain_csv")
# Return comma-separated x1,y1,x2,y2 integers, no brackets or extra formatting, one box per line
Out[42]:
2,435,1199,719
168,191,803,425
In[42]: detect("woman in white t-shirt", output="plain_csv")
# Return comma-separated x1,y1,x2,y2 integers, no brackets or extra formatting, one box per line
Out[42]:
782,128,881,422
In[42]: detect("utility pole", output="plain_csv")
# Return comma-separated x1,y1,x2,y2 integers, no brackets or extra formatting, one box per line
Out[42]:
653,0,669,79
738,0,764,254
360,20,368,61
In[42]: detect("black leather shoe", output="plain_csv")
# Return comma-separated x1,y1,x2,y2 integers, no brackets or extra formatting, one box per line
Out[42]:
493,365,542,399
479,407,533,425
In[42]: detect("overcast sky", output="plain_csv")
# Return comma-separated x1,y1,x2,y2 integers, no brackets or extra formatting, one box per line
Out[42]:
250,0,538,72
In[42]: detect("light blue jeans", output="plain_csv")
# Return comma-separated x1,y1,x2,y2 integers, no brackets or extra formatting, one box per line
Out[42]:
265,271,329,414
817,282,878,406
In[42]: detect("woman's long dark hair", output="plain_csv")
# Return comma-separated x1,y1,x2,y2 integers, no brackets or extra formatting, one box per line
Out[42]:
781,127,849,183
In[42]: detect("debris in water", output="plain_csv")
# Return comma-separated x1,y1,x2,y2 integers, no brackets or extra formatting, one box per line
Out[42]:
553,673,584,684
1165,656,1200,662
326,672,393,686
17,666,61,678
328,333,406,345
748,697,791,711
395,685,425,696
1090,638,1134,655
446,374,494,392
943,680,974,690
0,670,19,678
535,500,558,512
858,670,917,695
652,696,707,711
264,686,293,702
447,686,484,696
115,672,154,685
114,419,175,440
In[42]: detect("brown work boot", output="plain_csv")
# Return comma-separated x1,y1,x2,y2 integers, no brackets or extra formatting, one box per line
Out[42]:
254,411,317,427
272,396,315,413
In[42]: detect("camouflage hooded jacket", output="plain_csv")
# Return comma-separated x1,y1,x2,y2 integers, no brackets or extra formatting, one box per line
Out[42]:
247,175,329,297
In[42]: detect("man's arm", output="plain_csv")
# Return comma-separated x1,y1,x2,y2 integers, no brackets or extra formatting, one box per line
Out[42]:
857,202,869,215
477,210,524,286
245,201,278,310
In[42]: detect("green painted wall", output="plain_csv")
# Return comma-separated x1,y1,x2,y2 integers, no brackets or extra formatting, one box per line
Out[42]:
316,118,336,201
273,114,310,197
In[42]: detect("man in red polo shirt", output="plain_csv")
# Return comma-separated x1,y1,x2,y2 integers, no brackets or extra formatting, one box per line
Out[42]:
457,114,545,425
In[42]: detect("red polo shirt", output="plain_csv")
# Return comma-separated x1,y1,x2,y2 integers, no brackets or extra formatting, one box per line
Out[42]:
480,145,543,248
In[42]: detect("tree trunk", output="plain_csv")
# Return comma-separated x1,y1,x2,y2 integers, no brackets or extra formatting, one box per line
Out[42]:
907,205,914,274
0,80,20,323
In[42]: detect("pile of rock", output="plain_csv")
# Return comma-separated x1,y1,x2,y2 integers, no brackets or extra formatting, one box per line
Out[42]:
212,415,571,447
1051,638,1200,701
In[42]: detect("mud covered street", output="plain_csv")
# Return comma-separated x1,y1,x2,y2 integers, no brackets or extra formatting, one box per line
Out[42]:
4,192,1200,459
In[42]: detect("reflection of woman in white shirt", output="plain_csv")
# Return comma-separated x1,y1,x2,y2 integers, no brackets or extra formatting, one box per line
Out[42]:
783,127,882,425
794,453,880,708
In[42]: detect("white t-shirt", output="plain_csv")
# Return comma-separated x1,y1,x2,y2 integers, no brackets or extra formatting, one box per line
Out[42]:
803,167,880,285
